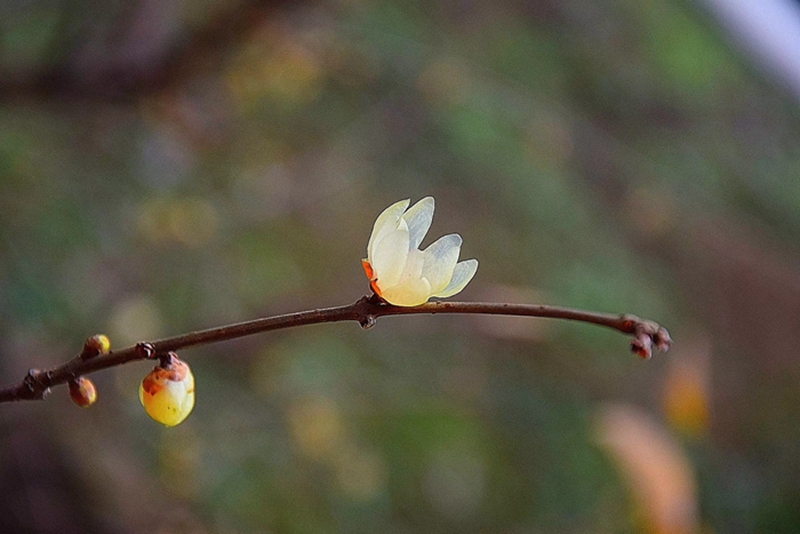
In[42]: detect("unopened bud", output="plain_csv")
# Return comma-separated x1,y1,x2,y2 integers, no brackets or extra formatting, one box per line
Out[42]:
631,333,653,360
69,377,98,407
81,334,111,359
139,353,195,427
135,342,156,359
655,328,672,352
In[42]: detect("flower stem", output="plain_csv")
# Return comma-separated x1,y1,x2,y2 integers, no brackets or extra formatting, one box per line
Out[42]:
0,295,670,403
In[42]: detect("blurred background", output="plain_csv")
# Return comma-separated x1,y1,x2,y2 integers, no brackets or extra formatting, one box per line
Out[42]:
2,0,800,532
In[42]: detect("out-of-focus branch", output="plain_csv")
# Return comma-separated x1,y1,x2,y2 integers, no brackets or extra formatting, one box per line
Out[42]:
0,0,290,103
0,294,671,403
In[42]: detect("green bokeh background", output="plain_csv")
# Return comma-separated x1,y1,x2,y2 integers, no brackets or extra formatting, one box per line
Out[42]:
2,0,800,532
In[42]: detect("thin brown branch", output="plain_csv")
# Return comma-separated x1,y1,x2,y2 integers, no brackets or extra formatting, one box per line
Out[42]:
0,295,671,404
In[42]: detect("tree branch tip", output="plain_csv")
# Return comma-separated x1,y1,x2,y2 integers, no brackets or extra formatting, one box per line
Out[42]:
630,324,672,360
654,327,672,352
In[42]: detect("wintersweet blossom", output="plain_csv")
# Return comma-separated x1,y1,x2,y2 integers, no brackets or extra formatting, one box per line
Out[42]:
139,354,195,427
362,197,478,307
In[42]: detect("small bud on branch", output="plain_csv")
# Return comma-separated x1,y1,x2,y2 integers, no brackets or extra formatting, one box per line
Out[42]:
80,334,111,360
139,353,195,426
69,377,98,407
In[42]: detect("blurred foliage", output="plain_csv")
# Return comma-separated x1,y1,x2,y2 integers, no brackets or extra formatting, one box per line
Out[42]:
2,0,800,532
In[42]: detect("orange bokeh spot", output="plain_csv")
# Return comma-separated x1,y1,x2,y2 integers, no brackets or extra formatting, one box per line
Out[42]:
663,369,709,438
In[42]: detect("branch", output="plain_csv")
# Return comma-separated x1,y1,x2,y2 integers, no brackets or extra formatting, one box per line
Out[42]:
0,295,671,403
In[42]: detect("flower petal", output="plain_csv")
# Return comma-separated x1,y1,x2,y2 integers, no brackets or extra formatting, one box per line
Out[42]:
400,248,426,281
434,258,478,298
401,196,434,250
380,277,432,307
367,199,410,261
371,228,410,289
421,233,462,294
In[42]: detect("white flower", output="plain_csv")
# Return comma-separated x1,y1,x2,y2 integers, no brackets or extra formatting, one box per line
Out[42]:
362,197,478,307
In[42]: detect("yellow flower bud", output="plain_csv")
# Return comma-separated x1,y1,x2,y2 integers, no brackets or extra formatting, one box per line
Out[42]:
139,354,195,427
81,334,111,359
69,377,98,407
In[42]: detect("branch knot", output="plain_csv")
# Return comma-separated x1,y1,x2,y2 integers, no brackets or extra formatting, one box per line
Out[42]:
23,369,52,400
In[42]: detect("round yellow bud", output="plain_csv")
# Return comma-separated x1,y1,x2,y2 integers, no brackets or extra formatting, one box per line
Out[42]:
69,377,98,407
81,334,111,359
139,354,195,427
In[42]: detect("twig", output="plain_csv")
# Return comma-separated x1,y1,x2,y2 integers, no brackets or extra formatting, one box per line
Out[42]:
0,294,670,403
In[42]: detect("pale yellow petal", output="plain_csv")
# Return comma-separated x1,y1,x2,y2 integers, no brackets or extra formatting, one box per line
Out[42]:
380,277,432,307
401,248,426,281
401,196,434,250
434,259,478,298
371,228,410,289
367,199,410,261
421,233,461,294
